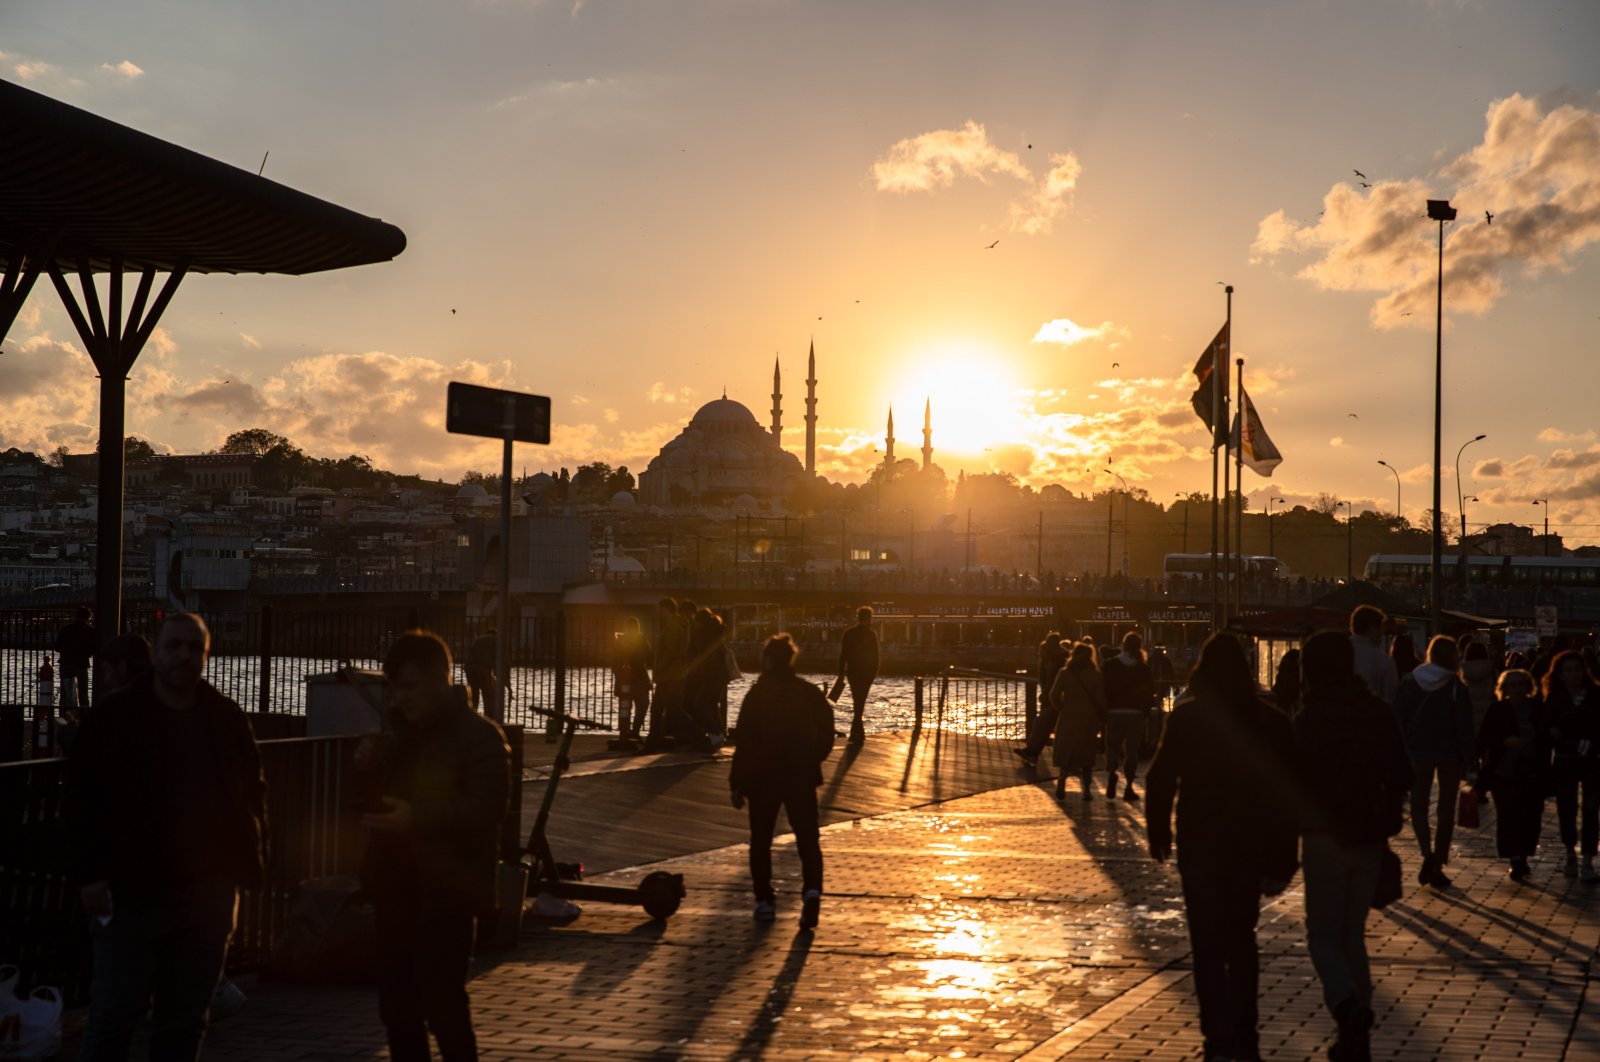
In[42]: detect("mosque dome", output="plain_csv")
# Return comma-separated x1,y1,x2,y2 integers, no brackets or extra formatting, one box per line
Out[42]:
689,398,759,427
455,482,489,499
610,491,637,509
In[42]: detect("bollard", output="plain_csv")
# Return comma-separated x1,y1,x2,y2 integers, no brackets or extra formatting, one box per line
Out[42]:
913,677,923,735
36,654,55,707
31,702,52,759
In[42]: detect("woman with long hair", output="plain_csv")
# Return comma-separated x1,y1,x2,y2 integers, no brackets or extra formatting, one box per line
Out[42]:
1145,634,1298,1062
1544,650,1600,880
1047,642,1106,800
1393,635,1476,889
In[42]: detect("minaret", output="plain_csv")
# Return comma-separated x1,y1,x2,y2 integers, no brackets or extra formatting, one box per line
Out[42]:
770,355,782,439
804,340,818,475
922,397,933,472
885,405,896,469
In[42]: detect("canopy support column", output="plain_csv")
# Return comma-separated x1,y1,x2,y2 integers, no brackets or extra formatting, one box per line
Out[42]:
48,252,187,653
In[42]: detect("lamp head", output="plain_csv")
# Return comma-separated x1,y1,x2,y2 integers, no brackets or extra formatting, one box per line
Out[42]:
1427,199,1458,222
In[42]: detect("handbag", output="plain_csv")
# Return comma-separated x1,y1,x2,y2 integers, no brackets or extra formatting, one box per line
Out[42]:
0,965,63,1062
827,676,846,702
1371,844,1402,909
1456,789,1481,829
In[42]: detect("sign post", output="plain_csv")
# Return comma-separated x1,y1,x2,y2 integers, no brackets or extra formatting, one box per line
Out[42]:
447,382,551,725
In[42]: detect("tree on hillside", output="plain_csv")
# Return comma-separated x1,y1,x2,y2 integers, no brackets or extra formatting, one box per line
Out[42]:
258,440,311,492
124,436,156,462
218,428,290,456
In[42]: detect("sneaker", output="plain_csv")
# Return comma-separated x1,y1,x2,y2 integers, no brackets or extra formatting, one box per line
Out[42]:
1566,850,1580,878
799,889,821,930
754,899,776,923
1583,856,1599,883
1012,747,1039,768
1122,782,1139,803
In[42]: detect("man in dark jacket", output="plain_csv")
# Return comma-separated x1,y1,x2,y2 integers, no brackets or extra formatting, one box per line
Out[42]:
358,631,511,1062
1101,631,1156,801
1145,633,1298,1062
1295,629,1413,1062
54,605,96,708
731,633,836,929
64,612,267,1062
837,606,880,745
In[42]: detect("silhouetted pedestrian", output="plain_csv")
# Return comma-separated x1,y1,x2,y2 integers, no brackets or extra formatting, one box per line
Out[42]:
1389,632,1419,681
1350,606,1399,705
611,616,653,743
837,606,879,746
1049,642,1107,800
1394,635,1476,889
1145,633,1298,1062
730,633,835,928
55,605,95,708
1477,668,1551,882
65,613,267,1062
1294,629,1412,1062
357,631,511,1062
464,628,498,718
1101,632,1155,801
1544,650,1600,880
649,597,686,750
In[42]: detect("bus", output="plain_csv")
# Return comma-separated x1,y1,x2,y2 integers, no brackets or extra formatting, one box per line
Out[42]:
1363,554,1600,590
1163,553,1290,591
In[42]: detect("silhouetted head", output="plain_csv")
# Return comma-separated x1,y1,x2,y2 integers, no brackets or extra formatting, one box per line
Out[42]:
1190,633,1256,707
856,606,873,624
1544,650,1592,700
761,632,799,674
102,633,151,692
152,612,210,697
1496,668,1535,702
1300,629,1357,695
1121,631,1144,658
1350,605,1386,641
1425,635,1460,671
384,630,454,724
1068,642,1098,670
75,606,91,621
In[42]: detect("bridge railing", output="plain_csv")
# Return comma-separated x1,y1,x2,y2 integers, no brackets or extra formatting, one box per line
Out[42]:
914,667,1037,741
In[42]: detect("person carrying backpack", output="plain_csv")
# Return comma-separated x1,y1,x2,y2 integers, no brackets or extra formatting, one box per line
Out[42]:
1295,630,1413,1062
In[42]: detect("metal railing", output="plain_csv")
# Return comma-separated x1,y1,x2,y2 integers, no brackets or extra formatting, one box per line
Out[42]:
914,667,1037,741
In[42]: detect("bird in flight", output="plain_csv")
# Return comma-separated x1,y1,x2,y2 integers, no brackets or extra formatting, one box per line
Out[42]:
1112,362,1120,369
1347,412,1359,419
450,308,456,314
985,239,1000,249
1359,181,1371,189
1353,169,1367,180
1485,210,1494,225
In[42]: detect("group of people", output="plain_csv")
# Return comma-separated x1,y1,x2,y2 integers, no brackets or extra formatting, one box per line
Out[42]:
1012,630,1161,802
613,596,742,752
64,613,513,1062
1145,606,1600,1061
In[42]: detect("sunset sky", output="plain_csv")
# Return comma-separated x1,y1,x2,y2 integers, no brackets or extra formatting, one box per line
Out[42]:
4,1,1600,542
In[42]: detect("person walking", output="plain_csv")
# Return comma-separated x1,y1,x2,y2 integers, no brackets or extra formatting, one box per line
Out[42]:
837,606,880,746
685,607,731,750
1394,635,1477,890
64,612,268,1062
1460,640,1498,736
1048,642,1108,800
464,627,498,718
729,633,836,928
1145,633,1298,1062
357,630,511,1062
1013,633,1068,767
1544,650,1600,881
1294,630,1413,1062
1101,631,1156,802
611,615,653,744
1477,668,1552,882
54,605,96,709
1350,606,1399,705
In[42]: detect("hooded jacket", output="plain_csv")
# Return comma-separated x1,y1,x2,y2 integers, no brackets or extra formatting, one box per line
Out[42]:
1394,663,1476,765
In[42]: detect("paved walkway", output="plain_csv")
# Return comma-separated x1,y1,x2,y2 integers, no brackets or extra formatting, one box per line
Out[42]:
60,745,1600,1060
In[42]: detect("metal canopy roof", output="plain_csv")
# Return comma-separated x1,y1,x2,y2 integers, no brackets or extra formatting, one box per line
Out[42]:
0,79,406,275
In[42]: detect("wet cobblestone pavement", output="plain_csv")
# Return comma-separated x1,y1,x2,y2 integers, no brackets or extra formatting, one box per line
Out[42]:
66,776,1600,1059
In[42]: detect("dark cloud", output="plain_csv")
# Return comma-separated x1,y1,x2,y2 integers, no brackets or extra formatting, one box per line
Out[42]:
172,379,266,416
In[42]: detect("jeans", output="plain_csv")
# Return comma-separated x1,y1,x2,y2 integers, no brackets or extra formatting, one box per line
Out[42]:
1178,860,1263,1061
747,786,823,901
1105,711,1145,780
1302,833,1381,1017
80,876,239,1062
1410,759,1464,864
375,894,480,1062
1554,757,1600,855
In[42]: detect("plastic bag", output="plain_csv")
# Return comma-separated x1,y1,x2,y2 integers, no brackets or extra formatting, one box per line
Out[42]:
0,971,63,1062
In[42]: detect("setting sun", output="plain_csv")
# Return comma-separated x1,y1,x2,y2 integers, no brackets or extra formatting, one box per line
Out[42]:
896,346,1025,461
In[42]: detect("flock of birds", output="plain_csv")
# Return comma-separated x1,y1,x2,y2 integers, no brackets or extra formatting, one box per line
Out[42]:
1353,168,1494,225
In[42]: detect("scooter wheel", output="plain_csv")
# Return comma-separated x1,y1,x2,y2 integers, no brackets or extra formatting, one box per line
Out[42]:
639,870,685,920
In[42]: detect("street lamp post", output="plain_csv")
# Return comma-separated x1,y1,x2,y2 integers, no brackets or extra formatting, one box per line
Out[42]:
1459,495,1478,585
1174,491,1189,552
1534,498,1550,557
1427,197,1457,635
1378,460,1401,518
1106,469,1130,576
1455,434,1486,587
1267,495,1285,557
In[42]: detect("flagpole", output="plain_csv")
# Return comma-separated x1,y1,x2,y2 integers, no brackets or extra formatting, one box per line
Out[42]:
1209,304,1224,632
1235,356,1245,624
1219,285,1233,631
